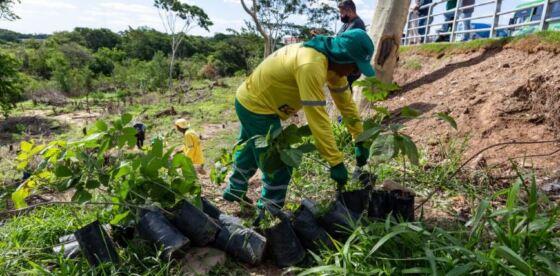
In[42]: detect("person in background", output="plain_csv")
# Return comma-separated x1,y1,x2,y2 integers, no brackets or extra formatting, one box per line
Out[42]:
133,122,146,149
222,29,374,213
411,0,433,43
174,119,205,173
337,0,367,91
437,0,457,42
457,0,475,42
438,0,475,42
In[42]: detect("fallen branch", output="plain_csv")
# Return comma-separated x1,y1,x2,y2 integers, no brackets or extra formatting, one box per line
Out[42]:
415,139,560,211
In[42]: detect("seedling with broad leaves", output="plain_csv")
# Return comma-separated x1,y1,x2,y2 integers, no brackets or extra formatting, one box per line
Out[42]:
12,113,200,226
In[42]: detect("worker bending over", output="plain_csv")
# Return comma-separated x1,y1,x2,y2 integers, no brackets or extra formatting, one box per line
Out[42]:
223,29,374,210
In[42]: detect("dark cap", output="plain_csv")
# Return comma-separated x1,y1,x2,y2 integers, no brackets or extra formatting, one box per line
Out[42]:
338,0,356,11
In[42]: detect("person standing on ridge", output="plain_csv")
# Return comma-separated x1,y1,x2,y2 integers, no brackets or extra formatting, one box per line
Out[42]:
222,29,374,212
337,0,367,90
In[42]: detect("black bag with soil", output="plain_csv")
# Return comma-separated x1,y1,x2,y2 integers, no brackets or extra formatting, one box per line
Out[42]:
262,210,306,268
389,190,415,221
338,189,371,215
337,169,377,215
201,197,222,220
137,210,191,259
111,225,135,248
213,214,267,265
74,220,120,266
368,189,415,222
292,199,334,251
171,200,220,246
319,200,360,240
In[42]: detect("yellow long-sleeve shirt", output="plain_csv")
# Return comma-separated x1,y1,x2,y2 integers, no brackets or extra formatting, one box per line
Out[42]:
183,130,204,165
236,43,363,166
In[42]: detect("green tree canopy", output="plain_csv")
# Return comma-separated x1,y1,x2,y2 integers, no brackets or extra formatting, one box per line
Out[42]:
0,52,23,117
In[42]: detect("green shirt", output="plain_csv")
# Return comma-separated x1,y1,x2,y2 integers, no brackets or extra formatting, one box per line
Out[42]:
446,0,457,10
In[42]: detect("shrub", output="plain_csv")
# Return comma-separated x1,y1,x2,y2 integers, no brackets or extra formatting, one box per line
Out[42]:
0,52,23,117
198,63,219,80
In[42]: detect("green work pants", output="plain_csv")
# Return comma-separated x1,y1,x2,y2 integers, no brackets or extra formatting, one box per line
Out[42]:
223,99,293,209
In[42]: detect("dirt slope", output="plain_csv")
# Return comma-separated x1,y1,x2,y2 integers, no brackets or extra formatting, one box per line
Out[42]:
389,46,560,175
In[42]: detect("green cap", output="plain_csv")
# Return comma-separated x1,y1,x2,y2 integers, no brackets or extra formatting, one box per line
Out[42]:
303,29,375,77
339,29,375,77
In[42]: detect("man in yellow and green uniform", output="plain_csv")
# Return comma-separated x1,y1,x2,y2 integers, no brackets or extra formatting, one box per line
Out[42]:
223,29,374,209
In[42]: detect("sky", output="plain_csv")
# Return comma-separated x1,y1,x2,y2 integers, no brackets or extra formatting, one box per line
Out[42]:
0,0,377,36
0,0,534,36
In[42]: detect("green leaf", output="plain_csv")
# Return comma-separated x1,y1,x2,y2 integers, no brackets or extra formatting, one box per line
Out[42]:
54,165,73,178
85,180,100,189
12,185,31,209
424,247,438,276
402,267,432,274
400,106,421,118
370,134,396,162
399,134,420,166
122,127,137,136
297,125,312,137
495,245,533,275
356,126,381,143
280,149,303,168
445,263,474,276
298,265,346,276
121,113,133,125
466,199,489,236
110,211,130,225
255,135,268,149
506,181,521,211
150,138,164,158
95,120,108,132
297,143,316,153
260,150,284,174
373,106,390,118
72,189,92,203
366,229,407,257
20,141,33,152
282,125,302,145
115,163,132,179
171,178,193,195
436,112,458,130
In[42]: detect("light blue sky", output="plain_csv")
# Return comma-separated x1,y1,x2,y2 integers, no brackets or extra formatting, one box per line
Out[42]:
0,0,534,36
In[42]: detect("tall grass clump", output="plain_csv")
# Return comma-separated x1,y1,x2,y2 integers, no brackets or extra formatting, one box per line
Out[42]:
299,172,560,275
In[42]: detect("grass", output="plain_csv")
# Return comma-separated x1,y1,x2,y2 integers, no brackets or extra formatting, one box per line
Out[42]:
401,31,560,58
402,57,423,70
294,172,560,275
401,37,510,57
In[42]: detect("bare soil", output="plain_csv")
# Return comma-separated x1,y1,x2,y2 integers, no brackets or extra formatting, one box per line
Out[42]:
390,47,560,176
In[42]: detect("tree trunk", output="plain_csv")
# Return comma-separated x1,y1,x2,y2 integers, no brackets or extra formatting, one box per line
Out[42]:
264,37,272,58
370,0,410,83
353,0,411,110
241,0,272,57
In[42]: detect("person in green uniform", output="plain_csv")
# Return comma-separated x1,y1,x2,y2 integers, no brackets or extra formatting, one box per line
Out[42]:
222,29,375,211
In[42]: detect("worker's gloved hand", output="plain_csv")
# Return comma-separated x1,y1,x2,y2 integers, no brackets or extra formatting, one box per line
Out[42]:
330,163,349,191
355,142,369,167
